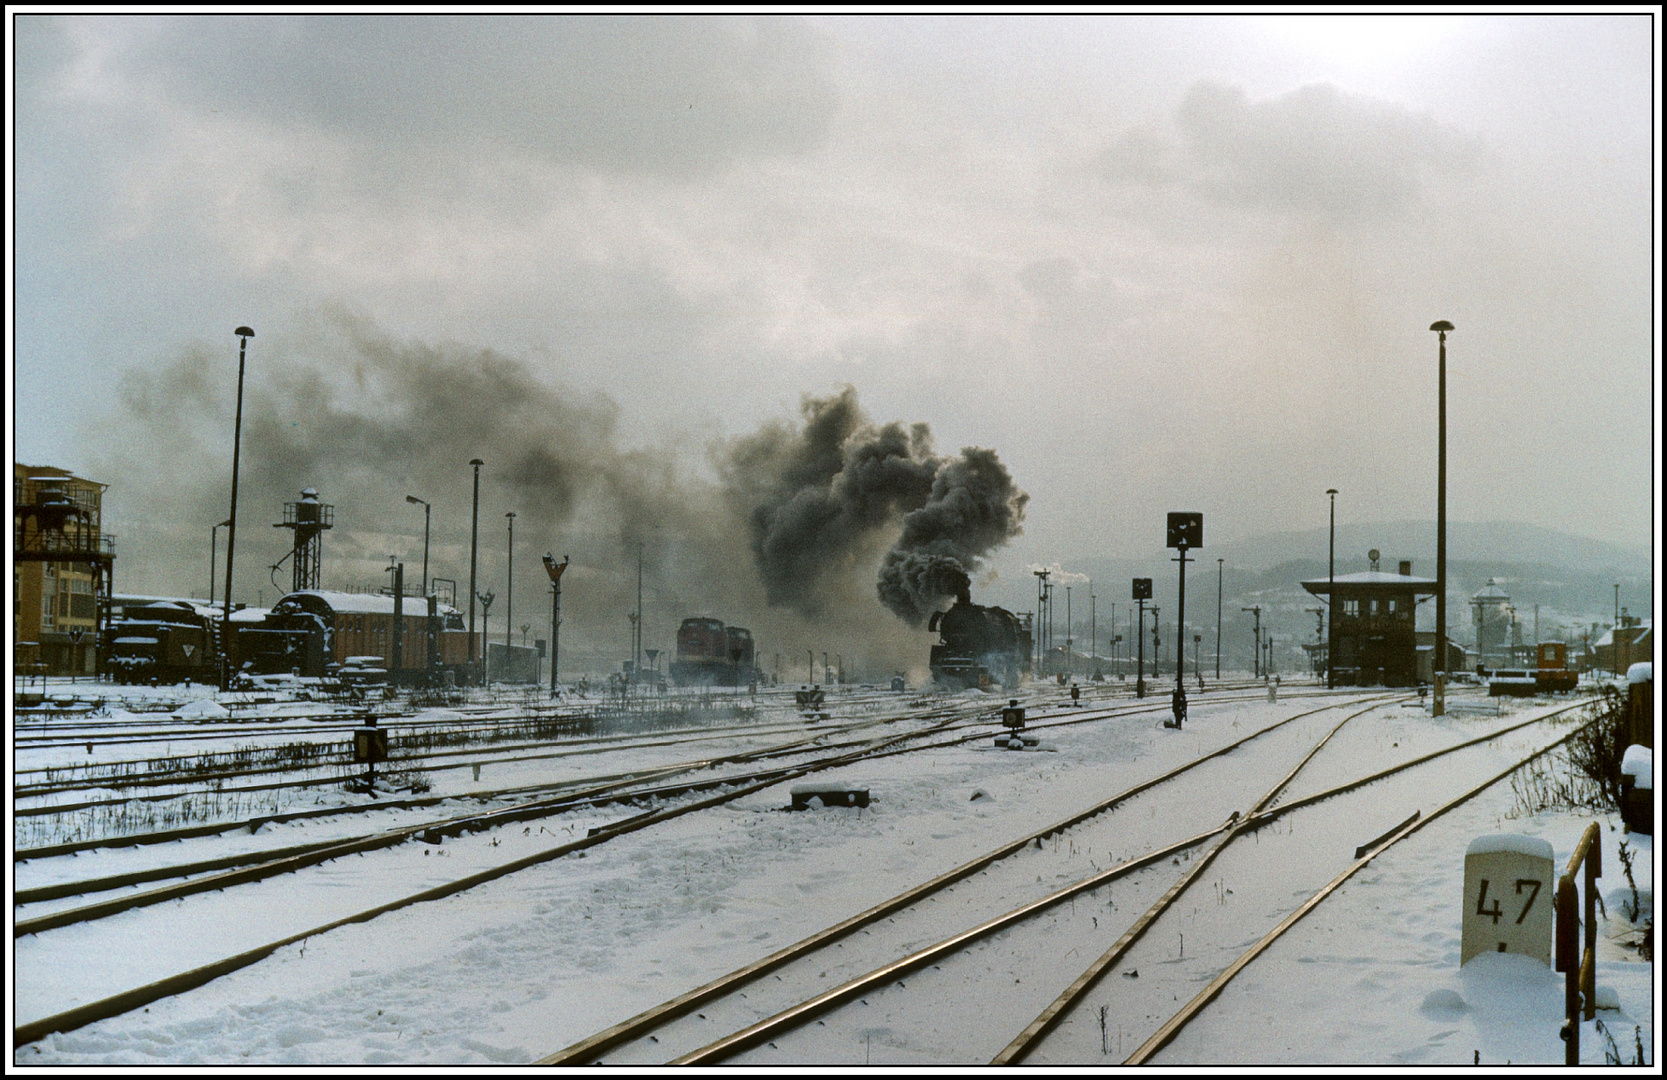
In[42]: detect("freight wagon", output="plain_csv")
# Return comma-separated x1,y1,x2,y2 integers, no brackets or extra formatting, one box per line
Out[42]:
235,590,476,683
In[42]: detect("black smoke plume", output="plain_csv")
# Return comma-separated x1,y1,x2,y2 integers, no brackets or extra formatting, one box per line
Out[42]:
726,388,1027,625
724,387,940,618
875,448,1028,625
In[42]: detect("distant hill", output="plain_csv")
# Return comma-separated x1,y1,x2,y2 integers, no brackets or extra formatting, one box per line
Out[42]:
1203,520,1650,577
979,519,1651,671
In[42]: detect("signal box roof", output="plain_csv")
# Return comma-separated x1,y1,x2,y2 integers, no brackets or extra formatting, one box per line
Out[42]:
1302,570,1438,598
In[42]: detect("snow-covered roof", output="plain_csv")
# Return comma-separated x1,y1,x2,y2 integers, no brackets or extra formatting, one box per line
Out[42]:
282,590,461,618
1302,570,1438,595
1594,622,1651,648
1471,580,1510,601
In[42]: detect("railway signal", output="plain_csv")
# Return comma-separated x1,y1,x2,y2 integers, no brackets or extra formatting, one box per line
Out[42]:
1166,512,1202,728
353,712,389,797
1132,578,1152,698
542,553,569,697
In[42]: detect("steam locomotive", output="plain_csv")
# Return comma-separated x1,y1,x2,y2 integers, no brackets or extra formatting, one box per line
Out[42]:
928,596,1032,690
103,600,220,684
669,617,756,686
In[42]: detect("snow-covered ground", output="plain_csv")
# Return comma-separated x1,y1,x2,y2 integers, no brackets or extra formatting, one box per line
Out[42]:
8,677,1656,1067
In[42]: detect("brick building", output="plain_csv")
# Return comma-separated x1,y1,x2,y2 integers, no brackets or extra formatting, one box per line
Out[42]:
14,464,114,676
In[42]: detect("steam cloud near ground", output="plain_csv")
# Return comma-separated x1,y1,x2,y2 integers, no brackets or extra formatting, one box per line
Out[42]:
93,312,1027,677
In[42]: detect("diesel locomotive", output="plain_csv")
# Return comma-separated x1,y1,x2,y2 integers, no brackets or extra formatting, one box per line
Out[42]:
669,617,756,686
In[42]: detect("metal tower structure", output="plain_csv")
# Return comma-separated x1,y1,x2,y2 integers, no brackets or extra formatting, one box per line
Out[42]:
274,488,334,592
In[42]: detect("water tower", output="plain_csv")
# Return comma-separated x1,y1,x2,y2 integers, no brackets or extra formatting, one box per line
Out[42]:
275,488,334,592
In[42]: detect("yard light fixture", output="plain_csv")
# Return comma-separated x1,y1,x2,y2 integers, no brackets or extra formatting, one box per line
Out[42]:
221,327,254,690
469,459,483,684
1430,321,1453,715
1327,488,1338,688
406,496,431,598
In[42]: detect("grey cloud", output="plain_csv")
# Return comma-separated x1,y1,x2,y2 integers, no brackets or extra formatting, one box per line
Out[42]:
109,14,838,176
1102,81,1480,225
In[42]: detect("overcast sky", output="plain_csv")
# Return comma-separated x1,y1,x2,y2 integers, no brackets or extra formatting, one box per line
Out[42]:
9,13,1659,659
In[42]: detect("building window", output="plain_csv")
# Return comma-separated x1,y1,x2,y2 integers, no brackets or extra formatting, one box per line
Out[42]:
1343,599,1359,617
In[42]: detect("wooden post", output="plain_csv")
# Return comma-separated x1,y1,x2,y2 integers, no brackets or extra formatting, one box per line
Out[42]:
1557,874,1579,1065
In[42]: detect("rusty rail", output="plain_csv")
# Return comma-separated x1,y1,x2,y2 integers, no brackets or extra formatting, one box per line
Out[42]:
1555,821,1601,1064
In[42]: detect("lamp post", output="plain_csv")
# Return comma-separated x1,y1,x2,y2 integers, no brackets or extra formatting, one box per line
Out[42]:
505,512,516,649
635,541,644,686
1430,321,1453,716
220,326,254,691
1065,585,1072,677
1090,590,1096,671
1326,488,1337,688
405,496,430,597
1215,557,1224,679
1613,583,1620,675
469,459,483,685
209,518,232,606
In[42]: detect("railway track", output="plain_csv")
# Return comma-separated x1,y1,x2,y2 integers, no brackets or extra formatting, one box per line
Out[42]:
11,682,1340,1049
13,681,1320,836
12,702,995,1047
538,693,1601,1065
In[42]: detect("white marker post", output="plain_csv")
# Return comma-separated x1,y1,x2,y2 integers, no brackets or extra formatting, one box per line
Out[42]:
1462,834,1554,965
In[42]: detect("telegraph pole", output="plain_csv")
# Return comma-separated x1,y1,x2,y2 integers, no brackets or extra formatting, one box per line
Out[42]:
468,459,483,685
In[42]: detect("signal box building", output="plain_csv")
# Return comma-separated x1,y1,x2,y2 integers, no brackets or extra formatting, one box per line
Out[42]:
1303,559,1437,687
14,464,114,675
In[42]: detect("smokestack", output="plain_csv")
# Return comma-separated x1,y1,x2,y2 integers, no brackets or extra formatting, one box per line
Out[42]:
1399,560,1412,576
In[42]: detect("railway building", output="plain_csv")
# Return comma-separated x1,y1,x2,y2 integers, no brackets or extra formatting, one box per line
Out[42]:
13,464,113,677
1595,614,1652,676
1302,554,1436,688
